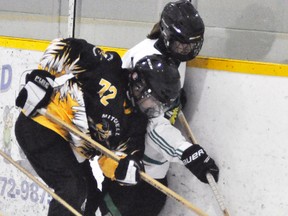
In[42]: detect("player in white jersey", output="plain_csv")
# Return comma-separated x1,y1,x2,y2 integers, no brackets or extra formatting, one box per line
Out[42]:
122,0,205,125
133,54,219,216
116,1,218,215
122,37,187,88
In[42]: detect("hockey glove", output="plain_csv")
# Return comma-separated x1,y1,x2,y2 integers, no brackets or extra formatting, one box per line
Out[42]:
164,88,187,125
114,155,144,186
15,69,55,117
181,144,219,183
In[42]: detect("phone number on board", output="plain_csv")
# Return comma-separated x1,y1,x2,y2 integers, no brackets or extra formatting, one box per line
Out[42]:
0,176,51,205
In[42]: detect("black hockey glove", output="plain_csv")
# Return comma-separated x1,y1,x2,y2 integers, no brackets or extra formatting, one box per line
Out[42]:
15,69,55,117
114,155,144,186
164,88,187,124
181,144,219,184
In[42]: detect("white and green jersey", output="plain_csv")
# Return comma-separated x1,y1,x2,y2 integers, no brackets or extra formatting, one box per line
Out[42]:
143,114,192,179
122,38,190,179
122,38,186,88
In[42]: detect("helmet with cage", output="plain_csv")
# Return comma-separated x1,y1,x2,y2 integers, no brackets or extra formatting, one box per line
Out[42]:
160,0,205,61
130,54,181,118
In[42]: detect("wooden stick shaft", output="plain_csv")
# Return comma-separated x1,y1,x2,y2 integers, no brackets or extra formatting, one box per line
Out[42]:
178,111,198,144
37,109,119,162
178,110,231,216
38,108,208,216
0,149,82,216
206,173,230,216
140,172,207,216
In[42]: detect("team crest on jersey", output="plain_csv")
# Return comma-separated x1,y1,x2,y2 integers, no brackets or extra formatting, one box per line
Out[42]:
101,113,121,137
95,120,112,141
88,114,121,144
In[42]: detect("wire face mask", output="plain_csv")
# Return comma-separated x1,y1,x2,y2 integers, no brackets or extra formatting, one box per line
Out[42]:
169,36,204,61
137,95,166,118
131,76,168,118
130,54,181,118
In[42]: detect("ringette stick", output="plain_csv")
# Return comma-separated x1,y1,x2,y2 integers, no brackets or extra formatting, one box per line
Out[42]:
38,108,208,216
178,110,197,144
0,149,82,216
178,110,231,216
206,173,230,216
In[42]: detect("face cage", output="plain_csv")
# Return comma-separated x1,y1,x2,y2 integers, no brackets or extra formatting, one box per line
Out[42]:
137,95,168,118
131,80,170,118
169,37,204,61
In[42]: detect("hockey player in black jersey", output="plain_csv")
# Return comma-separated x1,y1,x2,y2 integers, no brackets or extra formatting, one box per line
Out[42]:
102,54,219,216
14,38,148,216
98,54,183,216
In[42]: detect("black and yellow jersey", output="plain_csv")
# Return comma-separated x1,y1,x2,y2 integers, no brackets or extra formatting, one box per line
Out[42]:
32,38,148,160
32,79,86,141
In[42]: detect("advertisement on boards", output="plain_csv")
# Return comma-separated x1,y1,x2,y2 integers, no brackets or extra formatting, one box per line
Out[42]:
0,47,51,216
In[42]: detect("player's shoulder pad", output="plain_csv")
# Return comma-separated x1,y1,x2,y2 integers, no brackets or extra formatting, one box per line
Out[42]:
104,51,121,63
102,51,123,73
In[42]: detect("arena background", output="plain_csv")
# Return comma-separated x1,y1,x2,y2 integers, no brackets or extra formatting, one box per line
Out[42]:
1,1,288,215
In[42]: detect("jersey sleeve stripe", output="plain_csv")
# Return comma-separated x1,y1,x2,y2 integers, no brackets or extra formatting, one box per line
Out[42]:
143,154,168,165
148,130,177,157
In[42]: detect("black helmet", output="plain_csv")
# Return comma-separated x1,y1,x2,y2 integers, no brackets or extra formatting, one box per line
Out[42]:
160,0,205,61
130,55,181,117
